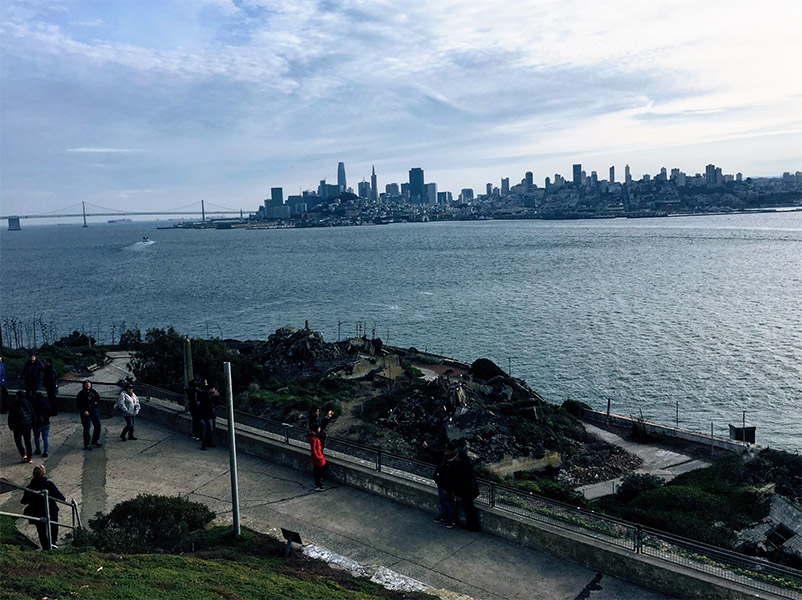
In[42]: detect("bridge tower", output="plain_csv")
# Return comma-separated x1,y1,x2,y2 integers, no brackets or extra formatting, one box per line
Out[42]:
8,216,21,231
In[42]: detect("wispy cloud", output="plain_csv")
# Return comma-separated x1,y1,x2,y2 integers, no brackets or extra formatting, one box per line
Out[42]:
67,147,146,154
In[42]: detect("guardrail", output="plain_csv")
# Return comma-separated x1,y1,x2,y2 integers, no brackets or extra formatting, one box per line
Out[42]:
15,380,801,597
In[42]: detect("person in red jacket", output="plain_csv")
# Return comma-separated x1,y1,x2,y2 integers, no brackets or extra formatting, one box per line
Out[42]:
307,425,327,491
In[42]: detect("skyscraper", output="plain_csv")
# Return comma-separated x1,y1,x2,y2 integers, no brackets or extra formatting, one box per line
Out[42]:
409,167,424,203
501,177,510,196
337,162,347,191
573,164,582,186
370,165,378,202
609,166,615,183
625,164,632,185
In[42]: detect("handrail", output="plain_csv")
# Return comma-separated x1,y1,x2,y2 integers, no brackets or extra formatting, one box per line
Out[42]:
0,479,81,550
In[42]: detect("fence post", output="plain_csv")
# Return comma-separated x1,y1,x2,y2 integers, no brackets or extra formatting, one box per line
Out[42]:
284,425,289,445
43,490,52,550
376,449,382,472
489,483,496,508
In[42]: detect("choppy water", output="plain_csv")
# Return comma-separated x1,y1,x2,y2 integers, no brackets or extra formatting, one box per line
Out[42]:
2,213,800,451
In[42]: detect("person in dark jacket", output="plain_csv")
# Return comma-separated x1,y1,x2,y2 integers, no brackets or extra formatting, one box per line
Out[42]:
307,424,328,491
21,464,66,550
423,439,458,527
32,392,51,457
21,354,45,398
43,358,59,415
186,378,203,441
308,406,335,450
76,380,102,450
451,449,481,532
197,384,219,451
8,390,34,462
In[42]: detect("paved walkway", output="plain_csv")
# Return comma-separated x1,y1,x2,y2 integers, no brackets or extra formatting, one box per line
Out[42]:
1,412,679,600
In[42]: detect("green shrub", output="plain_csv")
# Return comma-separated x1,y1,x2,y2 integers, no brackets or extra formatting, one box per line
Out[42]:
616,473,665,503
73,494,215,554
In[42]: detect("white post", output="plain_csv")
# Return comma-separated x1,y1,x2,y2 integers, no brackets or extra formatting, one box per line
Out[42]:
225,362,240,536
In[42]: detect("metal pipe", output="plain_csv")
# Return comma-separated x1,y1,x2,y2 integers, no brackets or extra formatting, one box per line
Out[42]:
225,362,240,536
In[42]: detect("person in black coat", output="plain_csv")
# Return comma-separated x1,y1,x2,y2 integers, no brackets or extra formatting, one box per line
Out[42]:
197,384,219,451
423,439,458,527
21,354,45,398
76,380,102,450
31,392,51,457
8,390,34,462
21,464,66,550
451,449,481,532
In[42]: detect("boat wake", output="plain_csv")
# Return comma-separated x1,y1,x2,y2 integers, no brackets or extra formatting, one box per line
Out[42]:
125,240,155,251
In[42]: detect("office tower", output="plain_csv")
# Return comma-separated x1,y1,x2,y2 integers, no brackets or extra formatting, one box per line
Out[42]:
573,164,582,185
609,166,615,183
545,176,551,190
525,171,533,187
425,182,438,205
358,180,370,199
501,177,510,196
486,183,493,196
625,164,632,185
271,187,283,205
460,188,474,201
337,162,347,191
705,164,716,186
409,168,424,203
590,171,598,186
437,191,452,204
736,172,743,183
386,182,400,196
370,166,378,202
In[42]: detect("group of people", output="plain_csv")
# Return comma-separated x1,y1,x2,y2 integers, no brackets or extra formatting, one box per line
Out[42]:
424,439,481,532
7,390,52,461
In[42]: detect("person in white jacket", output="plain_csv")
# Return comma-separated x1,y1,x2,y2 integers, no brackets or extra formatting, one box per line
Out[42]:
115,383,141,441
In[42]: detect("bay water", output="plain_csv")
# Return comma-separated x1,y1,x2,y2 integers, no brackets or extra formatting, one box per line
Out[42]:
1,212,800,451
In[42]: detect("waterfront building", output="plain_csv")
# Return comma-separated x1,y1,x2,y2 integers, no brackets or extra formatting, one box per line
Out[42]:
338,162,347,191
409,167,424,203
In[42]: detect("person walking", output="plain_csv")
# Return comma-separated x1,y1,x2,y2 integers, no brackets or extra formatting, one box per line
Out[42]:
21,354,45,399
423,439,458,528
452,449,481,532
76,380,102,450
0,355,9,414
31,392,51,458
307,424,328,491
198,384,219,451
43,358,59,416
114,383,141,441
308,406,335,450
8,390,34,462
21,464,66,550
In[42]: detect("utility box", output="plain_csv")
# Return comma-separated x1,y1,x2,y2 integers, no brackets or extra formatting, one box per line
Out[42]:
729,424,756,444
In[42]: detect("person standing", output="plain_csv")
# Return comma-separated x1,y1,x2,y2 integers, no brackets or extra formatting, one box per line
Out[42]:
21,354,45,399
43,358,59,416
76,380,102,450
31,392,51,458
0,355,9,414
21,464,65,550
307,424,328,491
452,449,481,532
308,406,335,450
198,384,219,451
423,439,458,528
115,383,141,441
8,390,34,462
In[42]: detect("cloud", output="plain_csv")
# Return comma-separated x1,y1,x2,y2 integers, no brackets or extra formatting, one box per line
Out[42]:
67,147,147,154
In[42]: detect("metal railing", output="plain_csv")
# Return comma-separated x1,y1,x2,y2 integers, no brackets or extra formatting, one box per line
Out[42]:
70,381,802,598
0,480,81,550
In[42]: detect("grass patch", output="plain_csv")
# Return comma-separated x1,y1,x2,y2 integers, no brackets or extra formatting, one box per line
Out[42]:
1,527,435,600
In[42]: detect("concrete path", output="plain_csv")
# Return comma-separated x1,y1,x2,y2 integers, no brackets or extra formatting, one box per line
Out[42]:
1,409,679,600
577,423,712,499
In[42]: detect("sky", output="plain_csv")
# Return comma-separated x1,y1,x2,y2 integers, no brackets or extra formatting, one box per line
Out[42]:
1,0,801,217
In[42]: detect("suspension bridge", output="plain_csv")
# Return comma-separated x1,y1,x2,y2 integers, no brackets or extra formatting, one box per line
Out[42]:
0,200,246,230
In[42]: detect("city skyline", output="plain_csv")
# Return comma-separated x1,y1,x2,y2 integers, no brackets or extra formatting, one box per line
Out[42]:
1,0,800,216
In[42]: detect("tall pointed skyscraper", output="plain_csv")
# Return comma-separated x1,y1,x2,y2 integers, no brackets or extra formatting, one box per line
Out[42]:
370,165,378,202
337,162,347,192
